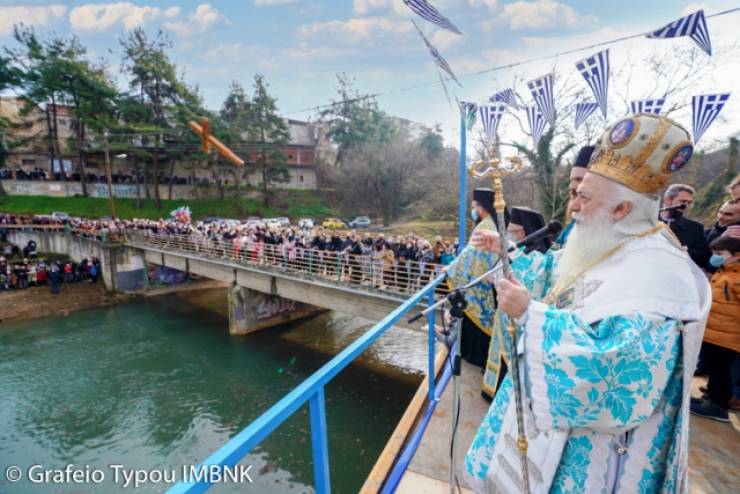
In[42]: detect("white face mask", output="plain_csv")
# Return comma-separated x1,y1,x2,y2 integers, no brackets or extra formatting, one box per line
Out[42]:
505,233,519,245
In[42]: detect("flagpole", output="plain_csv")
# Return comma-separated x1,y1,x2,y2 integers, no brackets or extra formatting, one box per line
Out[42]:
458,109,467,253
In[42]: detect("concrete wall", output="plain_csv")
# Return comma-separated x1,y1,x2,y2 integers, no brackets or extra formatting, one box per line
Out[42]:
5,231,145,293
142,248,425,329
3,180,199,200
228,283,325,335
1,168,318,199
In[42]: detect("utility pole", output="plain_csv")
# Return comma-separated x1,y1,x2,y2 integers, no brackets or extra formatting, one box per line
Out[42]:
103,131,117,219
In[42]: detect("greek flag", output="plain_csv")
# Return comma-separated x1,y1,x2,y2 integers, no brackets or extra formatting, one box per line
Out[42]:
490,89,518,109
692,93,730,143
478,104,506,144
630,98,666,114
576,49,610,119
460,101,478,130
574,102,598,129
412,19,462,87
403,0,462,34
646,9,711,56
527,106,547,147
527,74,555,126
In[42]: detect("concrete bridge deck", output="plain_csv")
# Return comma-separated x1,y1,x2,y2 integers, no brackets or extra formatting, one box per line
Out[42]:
126,232,448,329
3,227,448,329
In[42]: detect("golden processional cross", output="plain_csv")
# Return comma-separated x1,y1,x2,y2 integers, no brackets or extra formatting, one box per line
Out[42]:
467,151,532,493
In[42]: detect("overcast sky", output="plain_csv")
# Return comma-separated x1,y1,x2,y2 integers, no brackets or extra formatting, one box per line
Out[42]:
1,0,738,150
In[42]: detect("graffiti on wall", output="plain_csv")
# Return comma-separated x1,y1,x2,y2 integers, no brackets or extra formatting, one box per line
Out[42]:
90,184,139,199
256,297,297,320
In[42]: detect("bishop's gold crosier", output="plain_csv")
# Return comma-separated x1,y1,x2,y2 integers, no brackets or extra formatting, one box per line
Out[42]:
469,153,531,494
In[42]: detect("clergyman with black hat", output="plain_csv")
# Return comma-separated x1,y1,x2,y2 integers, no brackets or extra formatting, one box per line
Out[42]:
464,114,710,493
444,188,504,370
555,145,594,247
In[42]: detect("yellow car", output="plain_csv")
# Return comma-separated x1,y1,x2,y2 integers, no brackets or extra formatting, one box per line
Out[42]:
321,218,347,229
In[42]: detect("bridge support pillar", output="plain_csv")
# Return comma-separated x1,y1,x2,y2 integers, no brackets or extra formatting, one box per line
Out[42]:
227,283,326,336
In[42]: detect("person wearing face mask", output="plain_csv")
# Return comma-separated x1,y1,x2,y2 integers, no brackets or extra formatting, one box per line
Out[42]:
445,188,508,371
691,234,740,422
507,206,549,253
659,183,711,270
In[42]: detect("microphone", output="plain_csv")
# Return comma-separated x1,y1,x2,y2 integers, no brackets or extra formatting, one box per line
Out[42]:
659,204,687,213
515,220,562,250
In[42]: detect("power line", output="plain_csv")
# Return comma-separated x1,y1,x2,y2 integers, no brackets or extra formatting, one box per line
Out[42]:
281,6,740,116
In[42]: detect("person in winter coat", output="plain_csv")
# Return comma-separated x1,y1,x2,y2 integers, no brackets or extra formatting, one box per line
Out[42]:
691,234,740,422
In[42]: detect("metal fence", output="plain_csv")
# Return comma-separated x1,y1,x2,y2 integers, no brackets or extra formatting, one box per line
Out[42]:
125,231,451,297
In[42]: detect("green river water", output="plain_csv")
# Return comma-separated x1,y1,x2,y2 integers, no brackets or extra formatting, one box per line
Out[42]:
0,289,428,493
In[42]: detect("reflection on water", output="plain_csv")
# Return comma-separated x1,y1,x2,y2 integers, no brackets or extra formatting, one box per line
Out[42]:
0,288,426,493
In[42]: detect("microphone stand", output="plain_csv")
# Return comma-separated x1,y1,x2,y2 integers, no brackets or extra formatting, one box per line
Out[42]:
407,249,522,325
447,289,465,494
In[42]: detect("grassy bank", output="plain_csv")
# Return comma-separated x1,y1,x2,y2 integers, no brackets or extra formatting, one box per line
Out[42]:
0,191,334,221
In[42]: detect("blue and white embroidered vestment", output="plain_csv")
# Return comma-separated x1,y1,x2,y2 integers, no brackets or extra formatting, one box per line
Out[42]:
465,232,711,493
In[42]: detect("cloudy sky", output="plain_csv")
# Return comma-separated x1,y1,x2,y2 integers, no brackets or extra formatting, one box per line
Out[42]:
1,0,738,149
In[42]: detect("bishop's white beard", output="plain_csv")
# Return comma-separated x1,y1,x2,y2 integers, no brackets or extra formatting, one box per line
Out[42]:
554,208,626,285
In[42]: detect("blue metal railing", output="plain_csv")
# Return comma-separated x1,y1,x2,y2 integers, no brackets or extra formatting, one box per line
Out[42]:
168,273,447,494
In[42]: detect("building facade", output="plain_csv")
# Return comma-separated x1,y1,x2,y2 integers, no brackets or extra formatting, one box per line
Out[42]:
1,96,324,191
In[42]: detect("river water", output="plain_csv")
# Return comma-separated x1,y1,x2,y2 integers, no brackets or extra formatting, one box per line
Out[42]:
0,288,429,493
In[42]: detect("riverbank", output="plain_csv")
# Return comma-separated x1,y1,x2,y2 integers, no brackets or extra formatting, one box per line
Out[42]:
0,283,132,325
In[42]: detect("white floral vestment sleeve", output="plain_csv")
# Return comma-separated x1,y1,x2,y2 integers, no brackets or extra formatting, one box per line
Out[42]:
522,303,681,434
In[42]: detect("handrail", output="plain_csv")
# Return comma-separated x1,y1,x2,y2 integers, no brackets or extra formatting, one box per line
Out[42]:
125,231,451,297
167,274,446,494
2,224,127,245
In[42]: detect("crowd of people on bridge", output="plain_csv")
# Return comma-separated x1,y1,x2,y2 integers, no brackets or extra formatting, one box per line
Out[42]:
129,218,462,292
1,211,461,293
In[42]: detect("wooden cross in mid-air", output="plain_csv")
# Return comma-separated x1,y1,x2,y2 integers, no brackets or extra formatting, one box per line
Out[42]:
188,117,245,166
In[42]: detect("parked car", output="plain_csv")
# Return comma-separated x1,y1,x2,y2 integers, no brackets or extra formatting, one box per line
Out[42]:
263,218,280,228
348,216,371,228
246,216,261,222
51,212,70,221
298,218,315,229
322,217,347,229
203,216,222,224
274,217,290,227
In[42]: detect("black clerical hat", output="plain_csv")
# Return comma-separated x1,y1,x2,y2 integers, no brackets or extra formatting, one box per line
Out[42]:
473,188,510,228
510,206,549,252
473,188,495,215
510,207,545,234
573,145,595,168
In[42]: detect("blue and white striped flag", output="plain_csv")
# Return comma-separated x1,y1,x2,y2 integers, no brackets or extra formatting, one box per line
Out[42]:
411,19,462,87
576,49,610,119
574,102,598,129
403,0,462,35
527,74,555,126
527,106,547,147
692,93,730,143
630,98,666,114
490,89,518,109
478,104,506,144
646,9,711,56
